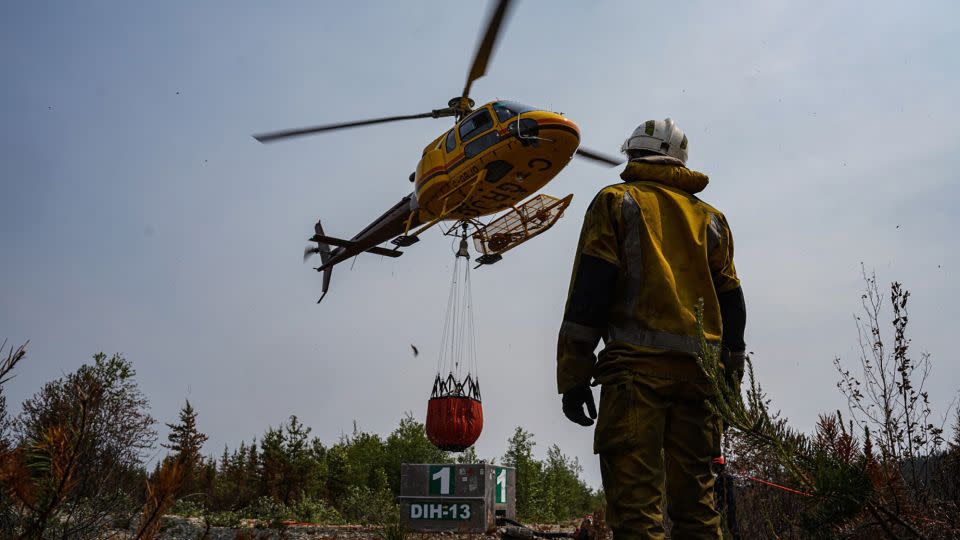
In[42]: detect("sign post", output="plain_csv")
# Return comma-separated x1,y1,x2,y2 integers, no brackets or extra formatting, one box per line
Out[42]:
399,463,516,533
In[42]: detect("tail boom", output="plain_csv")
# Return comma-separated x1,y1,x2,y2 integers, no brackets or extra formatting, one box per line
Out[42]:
307,193,420,303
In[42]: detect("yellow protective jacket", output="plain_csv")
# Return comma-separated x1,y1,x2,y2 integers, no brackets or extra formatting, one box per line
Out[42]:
557,159,740,393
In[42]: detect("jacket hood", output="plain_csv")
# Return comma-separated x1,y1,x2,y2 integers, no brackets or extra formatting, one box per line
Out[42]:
619,160,709,194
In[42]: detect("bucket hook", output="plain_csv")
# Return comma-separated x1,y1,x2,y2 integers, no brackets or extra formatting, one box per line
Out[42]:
456,222,470,259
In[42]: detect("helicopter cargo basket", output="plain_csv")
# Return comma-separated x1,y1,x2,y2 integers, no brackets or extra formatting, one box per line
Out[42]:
472,194,572,265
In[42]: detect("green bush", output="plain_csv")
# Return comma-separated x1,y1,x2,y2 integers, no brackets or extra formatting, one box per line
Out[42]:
171,498,205,517
204,510,241,528
241,496,292,522
290,496,344,524
338,486,397,524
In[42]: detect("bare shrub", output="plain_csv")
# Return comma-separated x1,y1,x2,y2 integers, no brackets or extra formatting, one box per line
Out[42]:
5,352,155,539
0,340,31,534
834,267,947,505
697,267,960,539
0,340,28,451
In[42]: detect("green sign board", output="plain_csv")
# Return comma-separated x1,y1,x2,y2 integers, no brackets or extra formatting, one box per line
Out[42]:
399,463,515,533
429,465,455,495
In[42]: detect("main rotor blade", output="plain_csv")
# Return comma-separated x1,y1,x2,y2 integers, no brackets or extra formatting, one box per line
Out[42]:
576,147,623,167
253,111,445,143
462,0,515,99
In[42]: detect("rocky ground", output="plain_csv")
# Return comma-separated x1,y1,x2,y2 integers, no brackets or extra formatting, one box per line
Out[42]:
107,516,584,539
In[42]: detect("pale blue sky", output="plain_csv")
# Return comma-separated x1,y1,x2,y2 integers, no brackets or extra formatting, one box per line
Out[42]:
2,1,959,487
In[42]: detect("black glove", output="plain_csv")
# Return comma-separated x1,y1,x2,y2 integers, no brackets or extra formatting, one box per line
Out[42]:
562,384,597,426
722,349,746,387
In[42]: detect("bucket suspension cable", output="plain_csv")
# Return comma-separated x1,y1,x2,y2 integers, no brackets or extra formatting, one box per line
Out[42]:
433,223,480,400
466,260,479,382
436,257,459,375
426,223,484,452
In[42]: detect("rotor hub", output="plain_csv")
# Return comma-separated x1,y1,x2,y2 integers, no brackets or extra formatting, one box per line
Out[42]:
448,97,476,117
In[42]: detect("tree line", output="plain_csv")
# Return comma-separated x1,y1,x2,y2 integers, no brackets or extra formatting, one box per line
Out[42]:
165,408,600,526
0,346,601,538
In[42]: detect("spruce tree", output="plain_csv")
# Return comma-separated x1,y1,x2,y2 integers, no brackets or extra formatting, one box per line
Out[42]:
163,399,209,496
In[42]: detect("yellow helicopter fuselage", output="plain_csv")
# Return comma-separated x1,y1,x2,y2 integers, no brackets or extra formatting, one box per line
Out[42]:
413,101,579,221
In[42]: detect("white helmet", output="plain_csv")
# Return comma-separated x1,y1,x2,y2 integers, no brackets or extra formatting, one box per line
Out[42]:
621,118,688,164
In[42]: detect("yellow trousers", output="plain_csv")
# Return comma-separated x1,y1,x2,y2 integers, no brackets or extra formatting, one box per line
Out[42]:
595,374,722,540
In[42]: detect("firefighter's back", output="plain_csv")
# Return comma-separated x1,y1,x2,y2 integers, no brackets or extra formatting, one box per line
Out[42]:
593,177,737,382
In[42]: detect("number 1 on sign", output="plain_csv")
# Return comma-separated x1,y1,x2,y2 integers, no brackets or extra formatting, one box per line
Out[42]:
496,468,507,503
432,466,451,495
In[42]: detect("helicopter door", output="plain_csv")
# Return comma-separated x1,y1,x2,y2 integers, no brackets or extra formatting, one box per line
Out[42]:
459,108,503,158
458,108,493,143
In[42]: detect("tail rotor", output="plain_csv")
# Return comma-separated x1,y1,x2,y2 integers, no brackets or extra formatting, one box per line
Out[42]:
305,220,335,302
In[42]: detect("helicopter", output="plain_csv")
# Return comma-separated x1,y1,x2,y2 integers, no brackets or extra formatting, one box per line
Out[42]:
254,0,622,302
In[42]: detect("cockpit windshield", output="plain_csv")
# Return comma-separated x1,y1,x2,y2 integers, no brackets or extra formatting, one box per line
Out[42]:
493,101,539,122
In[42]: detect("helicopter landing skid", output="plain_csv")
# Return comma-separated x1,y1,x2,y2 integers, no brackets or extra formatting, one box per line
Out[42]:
474,253,503,268
391,235,420,248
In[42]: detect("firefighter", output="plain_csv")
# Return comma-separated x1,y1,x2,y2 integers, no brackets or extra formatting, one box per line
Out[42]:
557,118,747,539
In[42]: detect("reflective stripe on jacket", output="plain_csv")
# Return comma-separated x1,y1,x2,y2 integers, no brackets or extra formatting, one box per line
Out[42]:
557,159,739,393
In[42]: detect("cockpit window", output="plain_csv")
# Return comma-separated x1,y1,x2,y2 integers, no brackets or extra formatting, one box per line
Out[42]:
493,101,539,122
458,109,493,143
444,129,457,153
